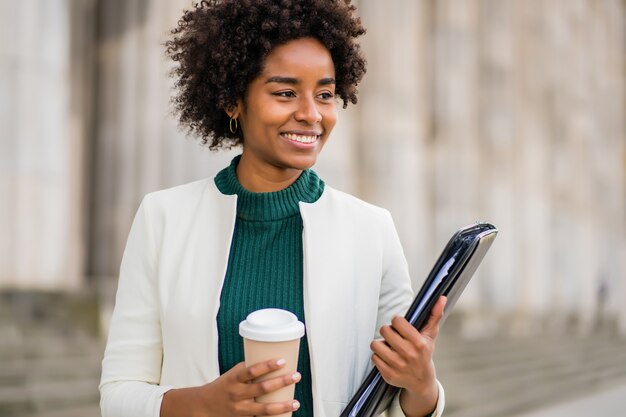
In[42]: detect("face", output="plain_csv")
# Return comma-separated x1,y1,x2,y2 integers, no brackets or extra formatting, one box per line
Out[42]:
232,37,337,178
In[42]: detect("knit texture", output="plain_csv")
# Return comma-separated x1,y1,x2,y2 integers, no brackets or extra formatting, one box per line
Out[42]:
215,155,324,416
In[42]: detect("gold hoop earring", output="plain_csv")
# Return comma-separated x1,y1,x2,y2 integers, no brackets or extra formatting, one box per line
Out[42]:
229,117,238,134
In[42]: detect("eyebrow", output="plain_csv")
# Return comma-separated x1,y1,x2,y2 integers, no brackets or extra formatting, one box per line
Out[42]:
265,76,336,86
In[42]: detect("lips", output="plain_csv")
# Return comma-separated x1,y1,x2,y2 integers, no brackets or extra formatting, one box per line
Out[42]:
281,132,321,144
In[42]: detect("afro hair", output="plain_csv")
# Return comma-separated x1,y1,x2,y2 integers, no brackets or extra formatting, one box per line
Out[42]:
165,0,367,149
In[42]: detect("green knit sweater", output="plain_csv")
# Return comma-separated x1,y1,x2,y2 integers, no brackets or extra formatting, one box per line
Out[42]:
215,156,324,416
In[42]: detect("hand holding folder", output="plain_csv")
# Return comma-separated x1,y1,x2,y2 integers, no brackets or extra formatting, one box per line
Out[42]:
341,223,498,417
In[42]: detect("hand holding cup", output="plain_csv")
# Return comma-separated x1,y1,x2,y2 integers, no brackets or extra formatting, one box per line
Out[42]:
239,309,305,417
160,357,301,417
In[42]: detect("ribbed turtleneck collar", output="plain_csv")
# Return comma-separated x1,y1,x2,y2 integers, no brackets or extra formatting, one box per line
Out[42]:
214,155,325,221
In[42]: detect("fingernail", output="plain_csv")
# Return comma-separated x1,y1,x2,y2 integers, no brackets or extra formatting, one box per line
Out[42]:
292,372,301,382
292,400,300,410
276,358,286,366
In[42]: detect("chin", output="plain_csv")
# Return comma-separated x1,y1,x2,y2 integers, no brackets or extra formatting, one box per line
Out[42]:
288,161,317,171
281,154,319,171
294,155,317,171
279,148,322,168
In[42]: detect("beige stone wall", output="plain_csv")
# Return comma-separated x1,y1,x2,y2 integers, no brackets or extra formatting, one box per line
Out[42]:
355,0,626,335
88,0,238,279
2,0,625,334
0,0,96,289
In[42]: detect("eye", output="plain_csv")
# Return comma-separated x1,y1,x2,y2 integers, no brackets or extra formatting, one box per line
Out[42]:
318,91,335,101
273,90,296,98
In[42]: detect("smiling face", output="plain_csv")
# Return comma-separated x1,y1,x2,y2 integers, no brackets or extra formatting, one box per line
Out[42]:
231,37,337,192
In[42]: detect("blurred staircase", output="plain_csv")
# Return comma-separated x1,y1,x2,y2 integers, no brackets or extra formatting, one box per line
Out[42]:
435,322,626,417
3,291,626,417
0,291,103,417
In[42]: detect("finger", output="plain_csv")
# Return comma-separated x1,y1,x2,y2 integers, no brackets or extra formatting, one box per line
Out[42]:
389,316,421,345
250,371,301,398
249,399,301,416
420,296,447,341
380,322,416,359
370,338,405,370
235,358,287,383
371,352,399,385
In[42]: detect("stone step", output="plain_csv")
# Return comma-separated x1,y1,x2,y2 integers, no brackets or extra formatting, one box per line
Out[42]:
440,333,626,360
443,349,626,406
0,290,100,338
0,377,100,417
445,374,626,417
438,338,626,385
0,291,103,416
0,333,103,361
435,333,626,417
0,354,102,387
26,404,102,417
436,334,623,363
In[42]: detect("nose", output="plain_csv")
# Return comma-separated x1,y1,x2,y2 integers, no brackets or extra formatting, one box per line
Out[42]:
294,96,322,124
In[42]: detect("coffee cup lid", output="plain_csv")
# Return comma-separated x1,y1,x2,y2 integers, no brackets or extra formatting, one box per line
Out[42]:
239,308,305,342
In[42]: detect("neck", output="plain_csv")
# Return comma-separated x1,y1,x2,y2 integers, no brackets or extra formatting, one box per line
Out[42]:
236,153,303,192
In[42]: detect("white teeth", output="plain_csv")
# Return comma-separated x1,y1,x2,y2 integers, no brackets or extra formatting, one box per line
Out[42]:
283,133,319,144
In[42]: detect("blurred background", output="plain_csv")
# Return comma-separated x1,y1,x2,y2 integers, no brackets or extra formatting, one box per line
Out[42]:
1,0,625,416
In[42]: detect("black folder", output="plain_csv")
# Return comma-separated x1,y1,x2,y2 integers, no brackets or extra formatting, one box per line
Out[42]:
340,222,498,417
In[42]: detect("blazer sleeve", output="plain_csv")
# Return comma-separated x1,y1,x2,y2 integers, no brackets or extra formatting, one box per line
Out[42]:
99,195,174,417
375,210,413,335
377,210,446,417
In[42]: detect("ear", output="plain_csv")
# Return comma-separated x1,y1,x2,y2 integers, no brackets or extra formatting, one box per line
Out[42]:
225,100,243,119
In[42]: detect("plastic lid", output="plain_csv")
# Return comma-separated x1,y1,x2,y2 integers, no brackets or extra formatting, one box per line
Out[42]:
239,308,305,342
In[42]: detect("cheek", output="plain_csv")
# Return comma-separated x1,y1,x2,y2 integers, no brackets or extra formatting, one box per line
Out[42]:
323,107,338,132
243,101,287,131
262,105,293,131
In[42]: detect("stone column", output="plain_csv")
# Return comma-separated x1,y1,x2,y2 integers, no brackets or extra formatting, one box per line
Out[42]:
577,0,626,335
89,0,237,280
475,0,519,325
356,0,435,286
429,0,490,333
0,0,96,290
504,0,555,335
537,0,625,335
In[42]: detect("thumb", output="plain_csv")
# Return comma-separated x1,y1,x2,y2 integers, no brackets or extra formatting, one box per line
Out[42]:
421,296,447,341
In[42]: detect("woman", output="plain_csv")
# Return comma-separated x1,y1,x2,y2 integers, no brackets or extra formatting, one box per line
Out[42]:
99,1,446,417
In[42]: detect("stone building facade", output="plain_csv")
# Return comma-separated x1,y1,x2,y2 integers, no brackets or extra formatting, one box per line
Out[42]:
1,0,625,335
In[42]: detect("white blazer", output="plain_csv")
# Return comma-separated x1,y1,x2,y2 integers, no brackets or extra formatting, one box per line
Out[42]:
99,178,445,417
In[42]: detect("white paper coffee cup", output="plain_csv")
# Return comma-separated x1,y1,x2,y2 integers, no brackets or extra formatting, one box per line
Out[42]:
239,309,305,417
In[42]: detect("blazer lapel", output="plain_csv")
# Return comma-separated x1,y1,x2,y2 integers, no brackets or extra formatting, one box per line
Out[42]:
300,189,357,417
184,184,238,382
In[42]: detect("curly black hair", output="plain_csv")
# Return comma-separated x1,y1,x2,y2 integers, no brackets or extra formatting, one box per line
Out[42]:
165,0,367,149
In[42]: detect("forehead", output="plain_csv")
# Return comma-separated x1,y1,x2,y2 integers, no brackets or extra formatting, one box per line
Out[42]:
261,37,335,76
